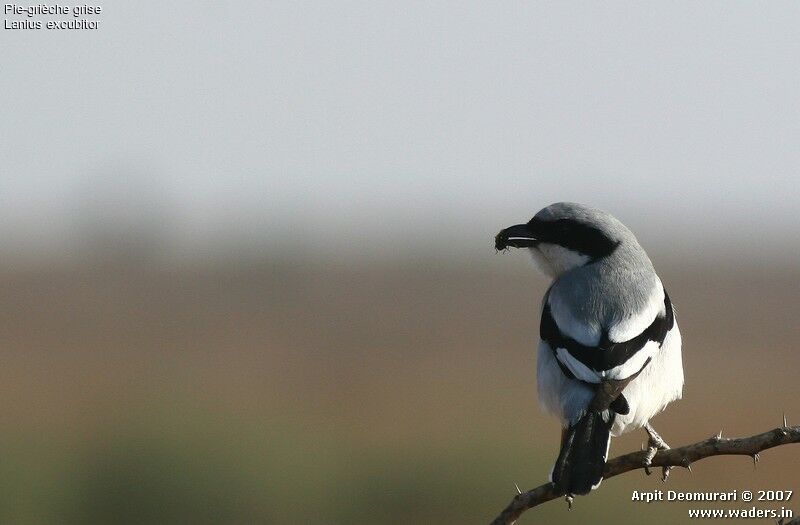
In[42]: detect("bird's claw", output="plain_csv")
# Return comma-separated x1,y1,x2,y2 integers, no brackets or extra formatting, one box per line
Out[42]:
643,423,671,479
661,465,672,482
643,445,658,475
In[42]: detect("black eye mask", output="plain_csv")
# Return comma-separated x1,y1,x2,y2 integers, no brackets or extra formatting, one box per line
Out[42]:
528,218,619,260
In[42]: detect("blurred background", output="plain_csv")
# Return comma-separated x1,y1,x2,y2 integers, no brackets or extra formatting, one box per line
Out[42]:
1,2,799,523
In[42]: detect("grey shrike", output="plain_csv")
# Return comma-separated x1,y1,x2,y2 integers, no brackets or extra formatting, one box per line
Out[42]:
494,202,683,497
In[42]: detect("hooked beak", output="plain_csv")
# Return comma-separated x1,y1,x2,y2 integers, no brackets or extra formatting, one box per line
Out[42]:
495,223,538,250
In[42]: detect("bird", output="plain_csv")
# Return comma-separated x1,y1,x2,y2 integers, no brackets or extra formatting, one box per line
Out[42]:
494,202,683,498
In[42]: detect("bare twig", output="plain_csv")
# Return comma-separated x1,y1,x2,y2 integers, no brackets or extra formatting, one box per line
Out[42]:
490,424,800,525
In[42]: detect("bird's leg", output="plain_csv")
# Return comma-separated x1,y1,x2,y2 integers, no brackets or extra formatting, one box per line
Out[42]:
645,422,670,449
643,422,672,481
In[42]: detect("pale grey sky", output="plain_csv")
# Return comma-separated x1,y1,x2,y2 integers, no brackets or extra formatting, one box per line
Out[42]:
1,1,798,259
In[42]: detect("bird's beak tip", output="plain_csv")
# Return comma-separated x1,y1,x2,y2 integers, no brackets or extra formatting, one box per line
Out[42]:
494,224,538,250
494,230,509,251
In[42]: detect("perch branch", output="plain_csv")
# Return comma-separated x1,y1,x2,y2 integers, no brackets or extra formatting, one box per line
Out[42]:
490,423,800,525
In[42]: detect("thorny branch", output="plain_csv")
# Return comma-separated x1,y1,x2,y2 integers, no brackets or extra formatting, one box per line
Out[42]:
490,420,800,525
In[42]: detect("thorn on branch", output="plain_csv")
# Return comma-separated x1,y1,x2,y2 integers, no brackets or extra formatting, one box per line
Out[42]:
514,483,522,495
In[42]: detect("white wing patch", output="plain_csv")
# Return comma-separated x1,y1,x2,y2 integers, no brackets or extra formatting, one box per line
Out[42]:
555,347,601,383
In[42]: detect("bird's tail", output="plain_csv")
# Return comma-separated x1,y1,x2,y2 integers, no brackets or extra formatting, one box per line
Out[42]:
551,410,613,496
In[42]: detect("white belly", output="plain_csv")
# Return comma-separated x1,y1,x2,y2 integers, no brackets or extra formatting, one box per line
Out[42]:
611,324,683,436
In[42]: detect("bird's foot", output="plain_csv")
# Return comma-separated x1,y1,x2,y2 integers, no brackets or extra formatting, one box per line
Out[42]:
643,422,672,481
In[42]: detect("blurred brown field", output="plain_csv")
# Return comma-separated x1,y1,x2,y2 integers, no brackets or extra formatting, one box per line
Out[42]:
0,253,798,524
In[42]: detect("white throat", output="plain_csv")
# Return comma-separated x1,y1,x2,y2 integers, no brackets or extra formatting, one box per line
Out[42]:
528,243,591,278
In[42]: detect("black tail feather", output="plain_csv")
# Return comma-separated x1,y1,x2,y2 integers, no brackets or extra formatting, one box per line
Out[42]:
551,411,613,495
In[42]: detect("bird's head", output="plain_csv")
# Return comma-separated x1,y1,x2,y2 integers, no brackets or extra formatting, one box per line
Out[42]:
495,202,628,278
